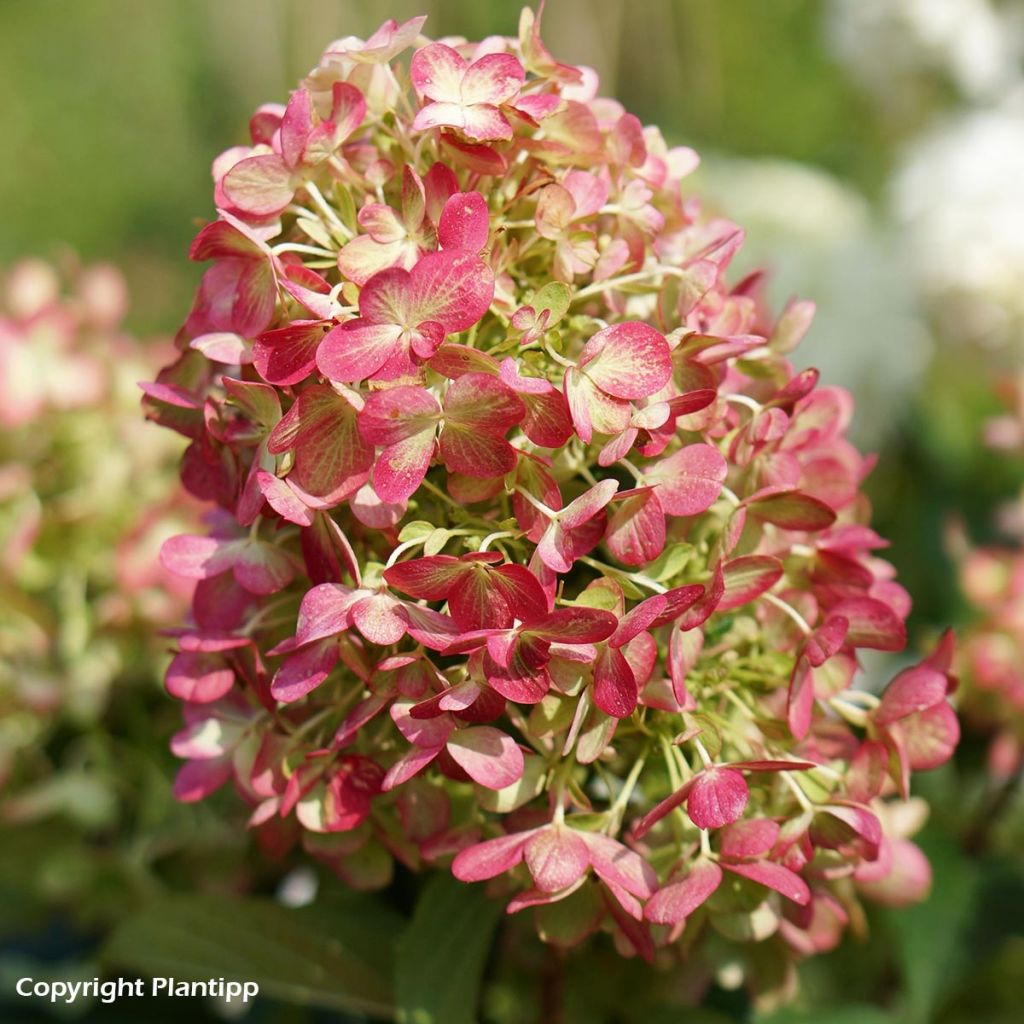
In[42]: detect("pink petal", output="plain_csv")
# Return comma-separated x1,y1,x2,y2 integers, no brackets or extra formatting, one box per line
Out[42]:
410,43,468,103
524,826,590,893
644,860,722,925
831,597,907,652
451,830,533,882
577,322,672,399
461,52,525,106
382,745,442,790
458,104,515,143
173,758,233,803
633,779,696,839
581,832,657,899
439,430,518,479
787,657,816,741
444,371,524,433
233,540,295,595
611,593,667,648
563,367,632,442
446,726,524,789
253,319,328,386
649,584,705,627
286,388,373,505
687,767,749,830
876,664,950,725
896,703,960,771
317,320,403,383
407,250,495,333
648,443,727,517
745,488,836,531
166,651,235,703
359,385,442,446
719,818,781,860
804,615,850,668
593,646,638,718
438,191,490,252
724,861,810,905
271,640,339,702
160,535,236,580
374,432,436,504
351,592,408,646
384,555,466,601
402,604,462,652
810,804,882,859
222,153,294,217
605,489,666,567
558,478,619,530
529,607,618,644
279,89,313,167
189,332,251,364
257,471,314,527
718,555,784,612
292,582,356,646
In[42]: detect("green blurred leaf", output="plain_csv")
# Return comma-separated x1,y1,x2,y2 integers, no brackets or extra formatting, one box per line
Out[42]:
886,829,979,1024
102,894,393,1017
758,1006,896,1024
396,874,502,1024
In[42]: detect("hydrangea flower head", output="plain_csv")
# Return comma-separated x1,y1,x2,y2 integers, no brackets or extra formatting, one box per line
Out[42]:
147,8,958,999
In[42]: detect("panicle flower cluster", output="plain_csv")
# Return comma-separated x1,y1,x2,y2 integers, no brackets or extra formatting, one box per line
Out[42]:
147,8,958,985
0,257,192,797
956,374,1024,781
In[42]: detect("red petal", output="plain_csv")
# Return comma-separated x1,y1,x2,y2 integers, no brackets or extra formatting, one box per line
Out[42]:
593,646,638,718
384,556,467,601
718,555,784,612
724,860,810,905
745,488,836,531
686,767,749,830
529,607,618,643
253,320,327,386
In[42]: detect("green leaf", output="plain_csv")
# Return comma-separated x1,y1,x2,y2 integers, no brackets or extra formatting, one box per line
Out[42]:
398,520,434,543
885,828,978,1024
533,281,572,327
102,894,394,1018
757,1006,896,1024
646,542,694,583
423,528,451,556
396,874,502,1024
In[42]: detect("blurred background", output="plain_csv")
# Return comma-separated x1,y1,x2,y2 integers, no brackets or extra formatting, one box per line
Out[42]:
1,1,1023,1021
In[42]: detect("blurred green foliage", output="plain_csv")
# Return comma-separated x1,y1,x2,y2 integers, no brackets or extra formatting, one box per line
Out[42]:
0,0,895,336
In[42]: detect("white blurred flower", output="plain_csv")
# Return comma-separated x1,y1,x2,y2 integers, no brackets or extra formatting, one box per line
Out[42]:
892,96,1024,347
697,158,929,444
828,0,1022,102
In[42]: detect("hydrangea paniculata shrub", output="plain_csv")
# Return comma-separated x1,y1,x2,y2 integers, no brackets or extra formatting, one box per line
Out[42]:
147,8,959,993
0,257,192,799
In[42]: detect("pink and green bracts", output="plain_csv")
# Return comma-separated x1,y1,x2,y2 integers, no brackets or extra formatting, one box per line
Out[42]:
145,7,958,994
